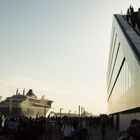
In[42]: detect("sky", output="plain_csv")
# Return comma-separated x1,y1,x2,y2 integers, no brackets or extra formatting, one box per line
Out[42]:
0,0,140,115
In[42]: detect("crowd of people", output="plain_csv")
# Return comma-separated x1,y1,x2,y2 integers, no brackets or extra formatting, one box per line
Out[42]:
0,115,46,140
0,114,113,140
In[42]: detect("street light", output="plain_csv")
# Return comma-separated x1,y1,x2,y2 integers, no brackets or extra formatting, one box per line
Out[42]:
74,111,77,117
60,108,63,117
69,110,71,117
79,105,81,117
81,106,83,117
9,98,12,116
0,96,2,102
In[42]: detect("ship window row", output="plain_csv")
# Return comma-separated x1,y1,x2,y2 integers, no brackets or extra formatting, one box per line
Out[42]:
28,98,48,105
29,98,40,103
108,60,134,103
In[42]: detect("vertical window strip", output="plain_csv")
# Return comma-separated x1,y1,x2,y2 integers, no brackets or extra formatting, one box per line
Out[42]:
108,33,117,80
108,42,120,92
108,27,115,70
108,57,125,101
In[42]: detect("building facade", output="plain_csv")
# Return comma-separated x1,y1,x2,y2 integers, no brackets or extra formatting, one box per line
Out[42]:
107,6,140,131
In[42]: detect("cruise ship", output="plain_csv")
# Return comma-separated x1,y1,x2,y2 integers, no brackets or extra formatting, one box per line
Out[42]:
0,89,53,117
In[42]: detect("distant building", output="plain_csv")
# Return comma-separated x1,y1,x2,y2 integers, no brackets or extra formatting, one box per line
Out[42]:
107,6,140,131
0,89,53,118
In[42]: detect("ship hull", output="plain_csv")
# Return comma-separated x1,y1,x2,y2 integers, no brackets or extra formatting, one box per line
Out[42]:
0,106,50,117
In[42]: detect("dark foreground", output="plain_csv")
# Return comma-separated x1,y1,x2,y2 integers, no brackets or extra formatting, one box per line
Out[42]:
0,115,119,140
0,126,119,140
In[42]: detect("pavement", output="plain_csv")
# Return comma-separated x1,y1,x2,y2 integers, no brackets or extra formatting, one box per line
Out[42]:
0,126,119,140
44,126,119,140
88,126,119,140
0,136,7,140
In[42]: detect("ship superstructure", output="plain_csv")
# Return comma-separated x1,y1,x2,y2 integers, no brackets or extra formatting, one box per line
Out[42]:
0,89,53,117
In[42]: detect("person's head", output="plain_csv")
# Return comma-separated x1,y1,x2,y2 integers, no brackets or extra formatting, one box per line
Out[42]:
130,119,140,127
126,126,140,138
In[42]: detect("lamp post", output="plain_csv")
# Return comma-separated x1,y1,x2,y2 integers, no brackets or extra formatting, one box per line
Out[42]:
79,105,81,117
9,98,12,116
0,96,2,102
60,108,63,117
69,110,71,117
75,111,77,117
81,106,83,117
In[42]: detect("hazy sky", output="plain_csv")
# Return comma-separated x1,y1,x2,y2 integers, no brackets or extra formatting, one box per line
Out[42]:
0,0,140,115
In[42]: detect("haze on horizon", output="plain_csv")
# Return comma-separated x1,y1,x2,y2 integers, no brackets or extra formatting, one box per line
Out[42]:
0,0,140,115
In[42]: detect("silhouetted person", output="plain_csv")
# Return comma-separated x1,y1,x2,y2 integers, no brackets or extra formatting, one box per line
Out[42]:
100,118,106,140
118,119,140,140
130,5,134,14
